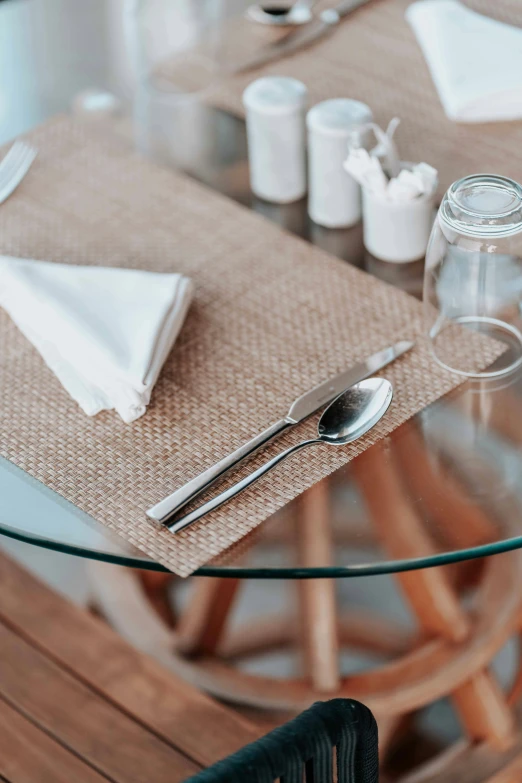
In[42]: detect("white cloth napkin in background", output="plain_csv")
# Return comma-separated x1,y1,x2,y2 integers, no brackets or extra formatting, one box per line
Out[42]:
0,256,193,423
406,0,522,123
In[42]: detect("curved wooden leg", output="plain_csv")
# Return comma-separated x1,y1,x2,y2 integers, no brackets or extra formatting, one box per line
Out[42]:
353,443,515,750
220,612,412,661
352,445,470,643
489,753,522,782
392,422,497,590
508,631,522,708
392,423,495,550
453,673,515,749
140,571,176,628
176,577,240,657
295,480,340,693
458,385,522,448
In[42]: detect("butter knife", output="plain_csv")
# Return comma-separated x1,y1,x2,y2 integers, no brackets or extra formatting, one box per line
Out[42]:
147,339,413,526
231,0,376,74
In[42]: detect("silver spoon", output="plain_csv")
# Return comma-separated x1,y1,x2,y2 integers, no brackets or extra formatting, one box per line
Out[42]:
246,0,315,26
168,377,393,534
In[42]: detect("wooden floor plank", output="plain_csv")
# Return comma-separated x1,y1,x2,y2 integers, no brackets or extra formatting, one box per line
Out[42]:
0,620,200,783
0,553,259,766
0,696,109,783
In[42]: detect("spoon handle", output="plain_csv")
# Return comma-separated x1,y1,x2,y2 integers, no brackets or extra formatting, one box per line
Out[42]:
167,438,321,534
147,418,291,524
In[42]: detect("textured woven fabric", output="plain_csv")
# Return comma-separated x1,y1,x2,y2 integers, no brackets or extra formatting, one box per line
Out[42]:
0,117,499,576
202,0,522,194
183,699,379,782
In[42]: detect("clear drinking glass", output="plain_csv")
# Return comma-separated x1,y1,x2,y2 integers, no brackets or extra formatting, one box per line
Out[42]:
131,0,247,167
423,174,522,378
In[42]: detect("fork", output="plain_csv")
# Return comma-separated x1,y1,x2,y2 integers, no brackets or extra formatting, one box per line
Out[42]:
0,141,37,205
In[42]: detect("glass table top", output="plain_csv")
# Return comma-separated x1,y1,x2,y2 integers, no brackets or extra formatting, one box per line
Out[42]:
2,0,522,579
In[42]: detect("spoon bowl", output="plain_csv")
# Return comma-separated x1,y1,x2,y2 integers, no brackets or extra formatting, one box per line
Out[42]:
318,377,393,444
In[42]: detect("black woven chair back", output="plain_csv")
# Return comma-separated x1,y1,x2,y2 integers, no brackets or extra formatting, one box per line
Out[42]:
184,698,378,783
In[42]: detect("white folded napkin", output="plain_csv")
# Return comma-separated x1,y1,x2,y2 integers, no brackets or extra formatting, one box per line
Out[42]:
0,256,193,423
406,0,522,123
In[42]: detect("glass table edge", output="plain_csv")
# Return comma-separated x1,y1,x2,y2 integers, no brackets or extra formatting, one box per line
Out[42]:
2,521,522,579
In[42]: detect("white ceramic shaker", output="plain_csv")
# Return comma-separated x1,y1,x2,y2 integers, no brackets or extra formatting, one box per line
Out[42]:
307,99,373,228
242,77,308,204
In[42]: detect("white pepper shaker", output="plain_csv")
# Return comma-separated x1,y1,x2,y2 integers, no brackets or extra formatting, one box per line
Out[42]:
307,99,373,228
243,77,308,204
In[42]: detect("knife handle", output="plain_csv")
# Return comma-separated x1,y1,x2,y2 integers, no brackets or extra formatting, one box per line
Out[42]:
146,418,292,524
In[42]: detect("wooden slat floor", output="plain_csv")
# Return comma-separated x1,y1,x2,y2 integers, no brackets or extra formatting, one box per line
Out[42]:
0,551,260,782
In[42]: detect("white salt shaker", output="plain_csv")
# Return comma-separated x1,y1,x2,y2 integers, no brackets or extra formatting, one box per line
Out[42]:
243,77,308,204
363,182,436,263
307,99,373,228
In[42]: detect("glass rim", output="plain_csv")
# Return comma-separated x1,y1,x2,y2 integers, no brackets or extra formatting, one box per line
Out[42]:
3,519,522,579
140,74,217,103
427,315,522,379
441,173,522,238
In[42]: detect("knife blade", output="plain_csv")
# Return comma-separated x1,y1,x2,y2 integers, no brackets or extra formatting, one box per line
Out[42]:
232,0,376,74
147,339,413,525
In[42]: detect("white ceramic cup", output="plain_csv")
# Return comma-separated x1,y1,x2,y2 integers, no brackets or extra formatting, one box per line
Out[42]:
362,179,437,263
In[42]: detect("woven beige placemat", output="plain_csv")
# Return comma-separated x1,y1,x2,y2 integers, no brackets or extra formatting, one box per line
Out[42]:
193,0,522,194
0,117,499,576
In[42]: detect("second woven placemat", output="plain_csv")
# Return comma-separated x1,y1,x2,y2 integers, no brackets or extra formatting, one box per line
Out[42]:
195,0,522,194
0,117,498,576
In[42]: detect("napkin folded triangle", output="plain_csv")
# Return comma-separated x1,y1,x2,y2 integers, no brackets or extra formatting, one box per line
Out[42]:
407,0,522,123
0,256,193,423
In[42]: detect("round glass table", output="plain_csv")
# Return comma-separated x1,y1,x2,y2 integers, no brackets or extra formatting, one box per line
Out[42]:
5,5,522,776
3,0,522,581
1,69,522,580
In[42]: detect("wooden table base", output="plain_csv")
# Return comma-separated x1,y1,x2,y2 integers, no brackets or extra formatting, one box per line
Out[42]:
89,556,522,781
88,430,522,781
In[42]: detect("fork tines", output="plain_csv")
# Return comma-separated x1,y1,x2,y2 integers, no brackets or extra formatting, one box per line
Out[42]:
0,141,38,205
